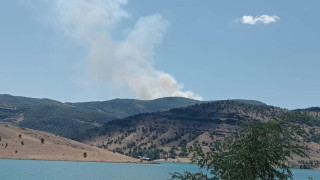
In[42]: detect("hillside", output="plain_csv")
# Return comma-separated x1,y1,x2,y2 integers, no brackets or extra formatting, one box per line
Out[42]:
0,123,139,163
0,95,203,138
0,94,267,139
0,95,118,138
293,107,320,119
81,101,320,168
79,101,287,157
67,97,267,118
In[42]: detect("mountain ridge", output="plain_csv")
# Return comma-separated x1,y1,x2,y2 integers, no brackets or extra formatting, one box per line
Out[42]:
0,95,204,138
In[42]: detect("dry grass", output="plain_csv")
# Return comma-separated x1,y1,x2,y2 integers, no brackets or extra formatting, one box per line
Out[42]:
0,123,139,163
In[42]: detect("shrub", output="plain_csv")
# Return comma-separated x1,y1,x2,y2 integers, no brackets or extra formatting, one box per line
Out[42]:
171,119,310,180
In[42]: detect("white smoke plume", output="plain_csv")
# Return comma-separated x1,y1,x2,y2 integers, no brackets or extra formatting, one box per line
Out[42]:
49,0,202,100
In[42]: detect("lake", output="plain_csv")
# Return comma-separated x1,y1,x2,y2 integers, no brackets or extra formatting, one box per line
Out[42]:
0,159,319,180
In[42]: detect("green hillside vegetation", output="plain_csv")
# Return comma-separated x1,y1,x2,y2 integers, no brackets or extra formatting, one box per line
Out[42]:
0,95,118,138
19,105,116,138
0,95,207,138
228,99,267,106
67,97,267,118
66,97,202,118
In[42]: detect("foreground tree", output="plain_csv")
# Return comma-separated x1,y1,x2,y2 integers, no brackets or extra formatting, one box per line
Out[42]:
171,118,310,180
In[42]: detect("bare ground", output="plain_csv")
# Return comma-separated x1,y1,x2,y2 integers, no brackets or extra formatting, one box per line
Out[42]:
0,123,140,163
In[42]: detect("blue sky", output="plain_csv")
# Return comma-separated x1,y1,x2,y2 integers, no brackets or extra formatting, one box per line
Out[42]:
0,0,319,109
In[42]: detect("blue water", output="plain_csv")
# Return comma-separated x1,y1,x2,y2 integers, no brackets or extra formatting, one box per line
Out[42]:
0,159,319,180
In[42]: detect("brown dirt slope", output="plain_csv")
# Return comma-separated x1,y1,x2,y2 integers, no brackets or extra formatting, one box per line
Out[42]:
0,123,139,163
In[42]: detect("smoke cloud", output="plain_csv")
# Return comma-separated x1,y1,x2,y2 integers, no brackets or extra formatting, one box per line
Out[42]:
48,0,202,100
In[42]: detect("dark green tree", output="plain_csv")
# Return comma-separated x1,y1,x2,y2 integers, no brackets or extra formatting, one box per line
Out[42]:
179,147,189,157
170,146,177,159
171,119,309,180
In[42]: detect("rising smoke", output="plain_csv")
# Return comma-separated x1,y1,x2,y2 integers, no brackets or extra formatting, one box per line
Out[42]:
41,0,202,100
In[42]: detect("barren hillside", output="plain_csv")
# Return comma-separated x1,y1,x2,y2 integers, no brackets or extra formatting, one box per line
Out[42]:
0,123,139,163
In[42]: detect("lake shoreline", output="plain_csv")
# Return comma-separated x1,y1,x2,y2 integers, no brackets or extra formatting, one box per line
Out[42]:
0,157,150,164
155,157,192,163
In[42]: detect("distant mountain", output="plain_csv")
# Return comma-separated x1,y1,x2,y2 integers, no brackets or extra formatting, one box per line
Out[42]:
67,97,267,119
0,95,202,138
0,94,118,138
0,94,269,139
67,97,202,118
230,99,267,106
294,107,320,113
